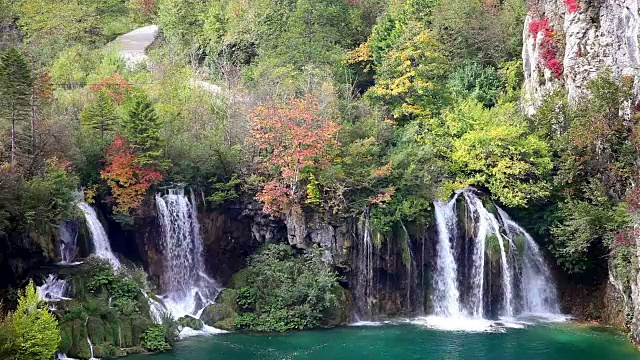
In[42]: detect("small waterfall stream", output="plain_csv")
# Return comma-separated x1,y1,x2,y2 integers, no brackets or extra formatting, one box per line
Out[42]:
433,198,462,317
155,189,221,319
355,210,375,317
498,208,560,314
77,202,120,269
37,275,71,302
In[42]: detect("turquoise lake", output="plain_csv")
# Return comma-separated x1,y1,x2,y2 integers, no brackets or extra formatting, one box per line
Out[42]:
128,321,640,360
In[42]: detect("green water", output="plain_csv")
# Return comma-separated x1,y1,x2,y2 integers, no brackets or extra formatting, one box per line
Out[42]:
129,323,640,360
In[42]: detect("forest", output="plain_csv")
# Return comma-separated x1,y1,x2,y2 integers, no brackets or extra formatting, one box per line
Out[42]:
1,0,640,359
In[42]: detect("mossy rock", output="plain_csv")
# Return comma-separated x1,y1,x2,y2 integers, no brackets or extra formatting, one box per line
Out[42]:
123,346,147,355
178,315,204,330
93,342,126,358
201,303,236,327
215,316,237,331
60,318,91,359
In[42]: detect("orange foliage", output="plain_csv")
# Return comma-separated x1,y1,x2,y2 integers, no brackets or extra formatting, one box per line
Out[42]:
249,95,341,216
100,135,162,214
90,73,132,104
368,187,396,206
35,71,53,100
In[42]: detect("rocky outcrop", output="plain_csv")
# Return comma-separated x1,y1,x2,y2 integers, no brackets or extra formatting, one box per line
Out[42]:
285,205,351,268
523,0,640,114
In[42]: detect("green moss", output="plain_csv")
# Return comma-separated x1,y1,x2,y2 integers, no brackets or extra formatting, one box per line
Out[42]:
177,315,203,330
54,258,156,358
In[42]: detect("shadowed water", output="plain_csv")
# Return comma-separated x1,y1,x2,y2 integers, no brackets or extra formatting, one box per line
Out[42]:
128,323,640,360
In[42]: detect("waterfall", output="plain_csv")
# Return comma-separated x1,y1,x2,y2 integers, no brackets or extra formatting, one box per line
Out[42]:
59,221,78,264
424,189,561,323
491,215,514,317
498,208,560,315
37,275,71,302
432,198,462,317
355,209,375,317
155,189,220,319
77,202,120,269
461,192,488,318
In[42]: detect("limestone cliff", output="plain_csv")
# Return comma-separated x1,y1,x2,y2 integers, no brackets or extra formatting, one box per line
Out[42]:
523,0,640,114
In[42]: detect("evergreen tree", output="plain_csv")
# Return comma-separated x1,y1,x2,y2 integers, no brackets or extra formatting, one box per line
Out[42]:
80,91,120,140
4,282,60,360
0,48,33,164
124,92,162,163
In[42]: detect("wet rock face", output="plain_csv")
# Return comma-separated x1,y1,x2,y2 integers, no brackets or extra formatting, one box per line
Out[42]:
132,197,287,287
522,0,640,114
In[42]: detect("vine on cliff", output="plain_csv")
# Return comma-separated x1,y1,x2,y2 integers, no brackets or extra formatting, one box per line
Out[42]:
529,18,563,79
565,0,580,14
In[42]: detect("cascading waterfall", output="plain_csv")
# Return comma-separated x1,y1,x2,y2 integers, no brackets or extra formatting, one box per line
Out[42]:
77,202,120,269
37,275,71,302
462,192,488,318
491,216,514,318
433,198,462,317
155,189,220,319
425,189,561,324
498,208,560,314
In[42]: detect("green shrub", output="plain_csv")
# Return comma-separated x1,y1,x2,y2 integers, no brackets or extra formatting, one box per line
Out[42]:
448,63,503,107
142,325,171,352
229,244,343,332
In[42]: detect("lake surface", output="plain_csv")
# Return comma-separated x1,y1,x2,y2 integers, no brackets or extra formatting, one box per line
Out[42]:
129,320,640,360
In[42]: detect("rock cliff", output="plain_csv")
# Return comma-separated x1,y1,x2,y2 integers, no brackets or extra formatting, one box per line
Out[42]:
523,0,640,114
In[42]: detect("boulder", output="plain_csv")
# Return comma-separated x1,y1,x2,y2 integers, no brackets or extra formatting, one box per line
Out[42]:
177,315,203,330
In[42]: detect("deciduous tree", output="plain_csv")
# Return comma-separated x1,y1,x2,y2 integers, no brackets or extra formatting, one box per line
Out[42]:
3,282,60,360
100,135,162,215
249,95,341,215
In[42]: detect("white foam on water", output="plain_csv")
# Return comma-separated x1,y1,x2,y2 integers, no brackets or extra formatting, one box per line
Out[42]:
179,325,228,339
408,312,569,333
349,320,391,327
409,316,501,332
57,354,77,360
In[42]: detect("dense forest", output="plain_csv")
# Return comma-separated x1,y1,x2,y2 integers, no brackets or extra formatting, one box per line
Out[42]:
1,0,640,359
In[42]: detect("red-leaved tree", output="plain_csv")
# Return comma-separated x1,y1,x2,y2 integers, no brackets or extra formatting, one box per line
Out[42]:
90,73,132,104
249,95,341,216
100,135,162,215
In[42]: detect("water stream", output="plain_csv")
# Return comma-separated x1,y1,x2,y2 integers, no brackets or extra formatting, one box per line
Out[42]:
37,274,71,302
155,189,221,319
433,198,462,317
77,202,120,269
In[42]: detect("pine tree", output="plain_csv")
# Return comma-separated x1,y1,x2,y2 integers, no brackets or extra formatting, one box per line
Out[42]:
0,48,33,164
80,91,120,140
124,92,162,163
